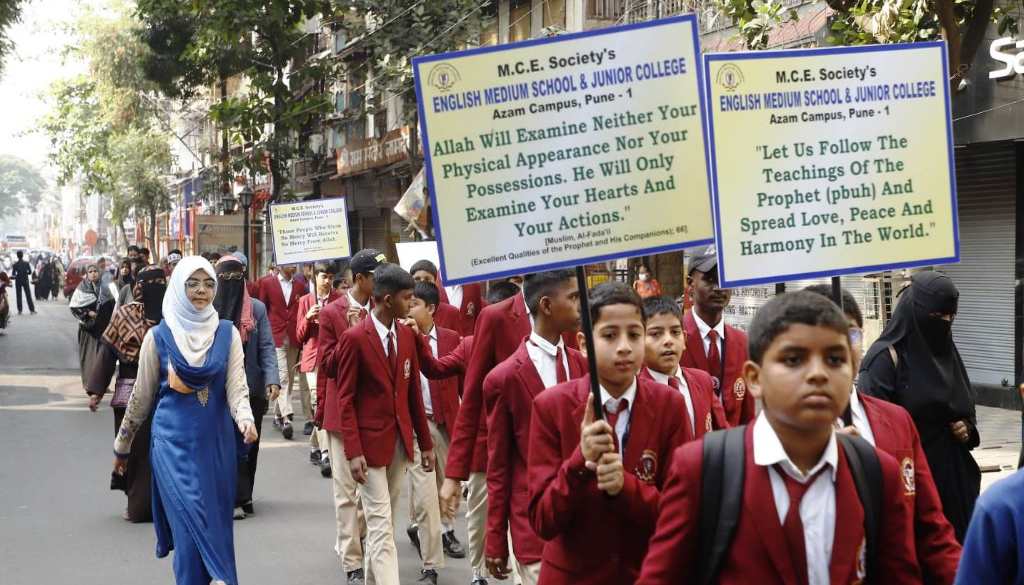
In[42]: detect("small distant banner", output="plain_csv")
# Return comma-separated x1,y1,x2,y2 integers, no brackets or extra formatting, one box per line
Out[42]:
269,198,351,266
705,41,959,287
413,15,713,285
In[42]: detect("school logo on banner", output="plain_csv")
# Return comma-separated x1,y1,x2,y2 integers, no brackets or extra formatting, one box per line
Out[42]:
901,457,916,495
733,378,746,400
716,63,744,92
636,450,658,484
427,63,460,93
404,359,412,380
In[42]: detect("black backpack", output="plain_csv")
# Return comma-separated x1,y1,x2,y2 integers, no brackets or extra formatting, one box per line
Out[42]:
696,426,882,585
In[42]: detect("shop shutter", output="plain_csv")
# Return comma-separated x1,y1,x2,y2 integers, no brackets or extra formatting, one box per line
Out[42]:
942,143,1016,386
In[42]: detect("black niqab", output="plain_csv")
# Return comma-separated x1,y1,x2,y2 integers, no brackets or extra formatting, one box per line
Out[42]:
860,271,972,424
214,260,244,326
137,266,166,322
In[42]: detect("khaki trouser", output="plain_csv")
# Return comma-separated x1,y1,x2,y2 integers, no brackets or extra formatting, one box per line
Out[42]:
326,431,366,573
466,471,488,578
516,561,541,585
305,371,327,452
359,438,411,585
408,432,444,570
274,339,309,419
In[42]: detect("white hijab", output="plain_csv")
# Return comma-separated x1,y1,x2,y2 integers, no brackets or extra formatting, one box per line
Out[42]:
162,256,220,366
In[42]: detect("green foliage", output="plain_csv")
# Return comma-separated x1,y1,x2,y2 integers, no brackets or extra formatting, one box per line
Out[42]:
714,0,798,50
0,155,46,217
827,0,976,46
0,0,26,74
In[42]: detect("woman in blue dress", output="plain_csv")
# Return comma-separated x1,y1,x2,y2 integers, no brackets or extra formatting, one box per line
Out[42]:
113,256,257,585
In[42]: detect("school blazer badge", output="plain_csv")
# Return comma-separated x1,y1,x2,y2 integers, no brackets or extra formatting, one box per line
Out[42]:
900,457,916,495
635,450,658,484
733,377,746,400
705,412,713,433
467,302,476,317
403,358,411,380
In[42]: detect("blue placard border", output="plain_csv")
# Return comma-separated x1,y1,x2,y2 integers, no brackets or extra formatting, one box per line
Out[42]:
268,197,354,266
413,14,714,286
702,40,961,288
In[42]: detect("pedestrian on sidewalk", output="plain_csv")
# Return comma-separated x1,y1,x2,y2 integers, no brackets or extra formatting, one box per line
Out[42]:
87,265,167,523
295,262,340,473
256,262,308,440
71,264,114,387
11,250,35,315
859,271,981,543
955,467,1024,584
213,255,280,519
0,271,10,333
112,255,257,585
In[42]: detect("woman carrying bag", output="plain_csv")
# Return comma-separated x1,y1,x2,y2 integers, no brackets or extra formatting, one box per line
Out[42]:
113,256,257,585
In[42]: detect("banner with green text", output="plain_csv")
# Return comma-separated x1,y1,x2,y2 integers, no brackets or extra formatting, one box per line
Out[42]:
413,15,713,285
705,41,959,288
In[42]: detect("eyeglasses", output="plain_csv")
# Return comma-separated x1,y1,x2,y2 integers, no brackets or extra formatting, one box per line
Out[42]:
185,279,216,291
218,272,246,281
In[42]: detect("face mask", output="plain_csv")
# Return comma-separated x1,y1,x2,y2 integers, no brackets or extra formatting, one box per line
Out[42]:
639,273,650,282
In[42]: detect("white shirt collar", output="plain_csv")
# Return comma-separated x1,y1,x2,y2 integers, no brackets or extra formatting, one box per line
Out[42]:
528,330,563,358
599,377,638,411
278,273,293,283
370,311,396,347
692,310,726,340
423,323,437,342
647,367,687,389
348,290,370,312
753,412,838,482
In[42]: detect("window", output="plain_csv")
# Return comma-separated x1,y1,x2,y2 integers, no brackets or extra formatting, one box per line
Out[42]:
509,0,531,42
336,91,346,112
480,1,498,46
544,0,566,29
333,30,348,53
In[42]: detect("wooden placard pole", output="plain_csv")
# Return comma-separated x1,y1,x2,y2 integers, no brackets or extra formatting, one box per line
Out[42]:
575,265,603,421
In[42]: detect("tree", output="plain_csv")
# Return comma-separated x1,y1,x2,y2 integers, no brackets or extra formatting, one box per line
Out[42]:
0,155,46,217
708,0,998,87
135,0,339,201
108,128,174,250
0,0,27,74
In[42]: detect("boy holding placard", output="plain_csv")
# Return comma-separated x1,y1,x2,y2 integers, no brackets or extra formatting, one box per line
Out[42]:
483,270,587,585
527,282,689,585
637,291,922,585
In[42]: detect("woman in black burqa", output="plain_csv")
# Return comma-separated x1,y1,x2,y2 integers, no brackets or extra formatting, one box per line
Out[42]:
858,270,980,542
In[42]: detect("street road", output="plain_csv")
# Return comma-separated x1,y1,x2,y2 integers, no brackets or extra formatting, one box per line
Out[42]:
0,299,474,585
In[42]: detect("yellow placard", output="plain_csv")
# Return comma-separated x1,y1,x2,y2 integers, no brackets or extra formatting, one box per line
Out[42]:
269,198,351,266
413,15,713,284
705,42,959,287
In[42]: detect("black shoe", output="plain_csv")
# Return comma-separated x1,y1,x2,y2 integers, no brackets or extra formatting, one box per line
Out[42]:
303,421,314,435
320,456,332,478
272,416,283,430
443,530,466,558
346,568,365,585
419,569,438,584
310,449,321,465
241,501,254,515
407,524,422,559
233,507,246,520
471,579,488,585
282,420,293,440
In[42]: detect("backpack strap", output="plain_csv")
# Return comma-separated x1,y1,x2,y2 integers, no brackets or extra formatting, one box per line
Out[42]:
837,433,882,583
698,426,747,585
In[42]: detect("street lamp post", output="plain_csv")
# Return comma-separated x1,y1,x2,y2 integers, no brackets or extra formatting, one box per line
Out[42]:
239,186,253,271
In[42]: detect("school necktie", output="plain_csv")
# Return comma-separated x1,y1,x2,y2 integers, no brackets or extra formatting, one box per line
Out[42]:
555,346,568,384
774,465,826,585
604,398,629,451
667,376,694,441
707,330,722,395
387,331,398,378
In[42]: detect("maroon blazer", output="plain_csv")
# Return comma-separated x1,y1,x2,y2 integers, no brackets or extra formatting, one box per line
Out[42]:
334,316,433,467
680,311,755,427
257,274,307,347
295,290,341,373
424,325,463,435
484,342,588,564
636,425,922,585
639,367,728,439
860,392,961,584
528,376,689,585
439,282,486,336
434,302,462,334
315,296,370,432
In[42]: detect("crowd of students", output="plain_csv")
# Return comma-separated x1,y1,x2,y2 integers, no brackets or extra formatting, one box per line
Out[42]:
90,241,1021,585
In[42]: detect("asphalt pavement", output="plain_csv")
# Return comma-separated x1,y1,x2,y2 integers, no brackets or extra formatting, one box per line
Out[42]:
0,299,475,585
